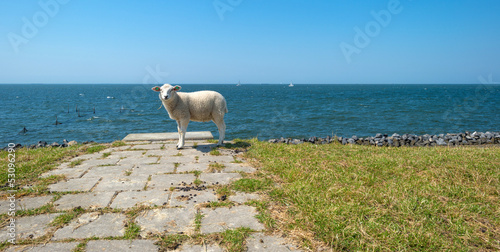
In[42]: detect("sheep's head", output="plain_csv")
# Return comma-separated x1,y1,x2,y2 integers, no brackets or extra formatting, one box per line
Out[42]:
152,84,181,101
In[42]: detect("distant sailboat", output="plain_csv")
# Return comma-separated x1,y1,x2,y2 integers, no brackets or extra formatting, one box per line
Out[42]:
236,81,241,86
288,81,294,87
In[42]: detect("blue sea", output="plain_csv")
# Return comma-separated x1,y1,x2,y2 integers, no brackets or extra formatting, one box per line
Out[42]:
0,84,499,147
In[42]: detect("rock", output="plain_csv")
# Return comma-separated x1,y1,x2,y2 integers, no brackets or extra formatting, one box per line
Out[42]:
375,133,383,138
347,138,356,144
436,138,447,146
51,142,60,147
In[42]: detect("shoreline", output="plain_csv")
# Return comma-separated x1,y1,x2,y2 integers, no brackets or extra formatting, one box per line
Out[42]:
268,131,500,147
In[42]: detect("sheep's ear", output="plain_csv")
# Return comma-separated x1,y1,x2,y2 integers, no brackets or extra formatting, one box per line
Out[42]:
173,85,181,91
152,86,161,92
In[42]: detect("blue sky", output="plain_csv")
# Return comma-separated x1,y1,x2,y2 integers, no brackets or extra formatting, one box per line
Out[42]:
1,0,499,84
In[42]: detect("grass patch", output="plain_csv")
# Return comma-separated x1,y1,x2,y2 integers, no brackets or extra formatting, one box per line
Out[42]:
0,144,91,193
245,139,500,251
86,144,107,154
50,206,85,227
232,178,272,193
101,152,112,158
124,222,141,239
209,148,221,156
207,163,225,173
69,159,83,167
111,140,127,147
156,234,190,250
220,227,253,252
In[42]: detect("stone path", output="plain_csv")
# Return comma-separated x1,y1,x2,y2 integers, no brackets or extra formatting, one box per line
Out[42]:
1,141,301,251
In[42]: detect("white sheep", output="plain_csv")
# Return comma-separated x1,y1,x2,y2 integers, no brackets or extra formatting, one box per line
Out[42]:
152,84,228,149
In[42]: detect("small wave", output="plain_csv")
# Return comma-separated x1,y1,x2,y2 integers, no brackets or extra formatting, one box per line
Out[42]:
107,96,115,99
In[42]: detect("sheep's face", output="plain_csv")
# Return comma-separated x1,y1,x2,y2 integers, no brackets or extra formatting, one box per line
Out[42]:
152,84,181,101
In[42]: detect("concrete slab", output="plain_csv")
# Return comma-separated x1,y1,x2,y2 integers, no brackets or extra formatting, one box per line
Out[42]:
81,157,121,167
69,153,101,162
135,208,195,237
229,193,261,204
110,190,171,209
123,131,213,142
144,149,179,157
148,174,196,189
130,143,165,150
48,177,100,192
118,156,159,166
82,165,134,179
132,163,175,176
246,233,302,251
52,212,126,240
223,163,257,173
53,192,115,210
178,244,223,252
199,173,242,186
175,163,207,173
14,195,53,212
4,242,80,252
197,155,235,164
41,167,88,179
159,155,196,165
200,206,265,234
0,213,62,242
107,150,145,159
93,175,149,192
170,190,217,207
86,240,159,252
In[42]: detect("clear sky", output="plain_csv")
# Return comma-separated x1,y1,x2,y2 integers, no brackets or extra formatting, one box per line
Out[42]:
1,0,499,84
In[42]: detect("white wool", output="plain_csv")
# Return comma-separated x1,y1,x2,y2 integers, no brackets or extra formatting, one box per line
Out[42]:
152,84,227,149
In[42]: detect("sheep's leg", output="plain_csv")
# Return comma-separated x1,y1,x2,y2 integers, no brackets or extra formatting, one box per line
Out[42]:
176,119,189,149
213,117,226,146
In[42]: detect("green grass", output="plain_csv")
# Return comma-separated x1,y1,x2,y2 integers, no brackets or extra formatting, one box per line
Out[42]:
232,178,272,193
86,144,107,154
111,140,127,147
245,139,500,251
210,148,221,156
0,144,95,193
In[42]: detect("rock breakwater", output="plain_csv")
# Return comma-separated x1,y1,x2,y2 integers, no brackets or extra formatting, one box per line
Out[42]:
268,131,500,147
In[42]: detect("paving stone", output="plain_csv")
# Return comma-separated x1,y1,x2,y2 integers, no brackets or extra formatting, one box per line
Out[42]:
135,208,195,237
170,190,217,207
82,165,134,179
118,156,159,165
223,163,257,173
149,174,196,189
246,233,302,251
144,149,179,157
229,192,260,204
197,155,235,164
48,177,100,192
0,213,62,242
100,145,132,153
93,175,149,192
41,167,88,179
86,239,158,251
199,173,242,186
110,190,171,209
81,157,121,166
52,212,126,240
69,153,101,162
4,195,53,213
200,206,265,233
4,242,80,252
175,163,207,173
159,155,195,164
54,192,115,210
177,244,223,252
130,143,165,150
108,150,145,159
132,163,175,176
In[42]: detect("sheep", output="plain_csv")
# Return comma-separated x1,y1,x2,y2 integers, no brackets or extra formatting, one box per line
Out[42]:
152,84,228,149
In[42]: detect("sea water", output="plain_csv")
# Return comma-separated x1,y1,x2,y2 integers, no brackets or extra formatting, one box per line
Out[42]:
0,84,498,147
